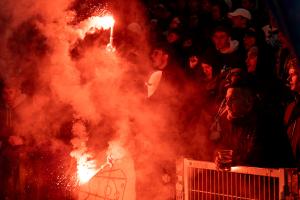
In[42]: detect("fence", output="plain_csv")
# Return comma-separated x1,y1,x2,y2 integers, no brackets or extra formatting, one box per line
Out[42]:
176,158,299,200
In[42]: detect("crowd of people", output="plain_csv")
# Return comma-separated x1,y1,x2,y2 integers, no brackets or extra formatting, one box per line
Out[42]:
131,0,300,198
135,0,299,168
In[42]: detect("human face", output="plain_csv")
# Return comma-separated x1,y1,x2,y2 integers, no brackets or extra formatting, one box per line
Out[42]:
169,17,180,29
201,63,213,80
246,53,257,73
288,68,300,91
3,86,20,107
212,31,230,51
226,88,252,120
231,16,248,28
225,68,243,86
167,32,180,43
151,49,168,70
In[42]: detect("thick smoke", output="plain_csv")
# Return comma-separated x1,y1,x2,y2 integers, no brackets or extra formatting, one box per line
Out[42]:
0,0,212,199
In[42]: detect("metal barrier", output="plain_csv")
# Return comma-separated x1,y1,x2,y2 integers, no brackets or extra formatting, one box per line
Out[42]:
176,158,299,200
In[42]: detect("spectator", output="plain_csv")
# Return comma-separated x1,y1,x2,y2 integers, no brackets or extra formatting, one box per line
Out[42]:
145,43,184,103
275,30,298,81
213,86,259,166
166,28,181,46
243,27,276,79
211,0,230,28
139,43,186,200
199,55,220,93
0,77,27,199
227,8,252,43
184,52,203,83
246,46,258,74
168,16,182,30
205,25,247,73
214,84,294,167
243,28,258,50
284,64,300,168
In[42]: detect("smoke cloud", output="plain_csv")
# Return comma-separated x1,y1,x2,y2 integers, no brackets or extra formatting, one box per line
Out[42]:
0,0,213,199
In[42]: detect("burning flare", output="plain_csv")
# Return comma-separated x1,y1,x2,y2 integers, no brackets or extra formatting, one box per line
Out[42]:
77,153,99,185
70,118,115,185
77,14,116,51
73,152,114,185
88,15,115,30
78,15,115,36
77,154,98,185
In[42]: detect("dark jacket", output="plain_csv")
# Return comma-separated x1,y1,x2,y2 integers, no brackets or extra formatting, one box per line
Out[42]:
205,40,246,71
284,95,300,168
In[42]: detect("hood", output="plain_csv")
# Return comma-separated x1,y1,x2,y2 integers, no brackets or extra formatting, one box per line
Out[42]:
220,40,239,54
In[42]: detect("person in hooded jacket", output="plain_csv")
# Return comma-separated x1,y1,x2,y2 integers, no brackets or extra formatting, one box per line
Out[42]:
0,77,27,199
204,25,247,72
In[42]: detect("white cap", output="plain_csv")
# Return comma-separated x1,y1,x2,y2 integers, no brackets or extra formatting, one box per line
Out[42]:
228,8,251,20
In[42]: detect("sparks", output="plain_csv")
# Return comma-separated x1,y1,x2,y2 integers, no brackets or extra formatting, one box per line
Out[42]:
88,15,115,30
78,15,115,38
76,14,116,52
76,153,100,185
74,153,114,185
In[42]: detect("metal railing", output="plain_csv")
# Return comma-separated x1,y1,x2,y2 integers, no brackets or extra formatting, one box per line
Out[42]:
176,158,299,200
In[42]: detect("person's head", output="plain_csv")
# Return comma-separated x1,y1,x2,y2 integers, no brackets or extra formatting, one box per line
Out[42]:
2,77,22,107
228,8,251,28
212,26,231,51
169,17,181,29
243,28,257,50
199,0,212,13
225,87,255,120
287,65,300,92
201,63,213,80
151,45,170,70
182,37,193,49
211,4,222,21
246,47,258,73
241,0,256,10
211,1,228,21
225,68,246,87
166,29,181,43
199,55,217,80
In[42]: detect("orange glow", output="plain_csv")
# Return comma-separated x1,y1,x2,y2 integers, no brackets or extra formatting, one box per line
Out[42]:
76,153,100,185
79,15,115,37
77,14,116,51
74,153,114,185
88,15,115,30
72,140,123,185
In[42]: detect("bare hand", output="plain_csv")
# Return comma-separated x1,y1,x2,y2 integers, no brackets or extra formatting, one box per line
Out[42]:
189,56,199,69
